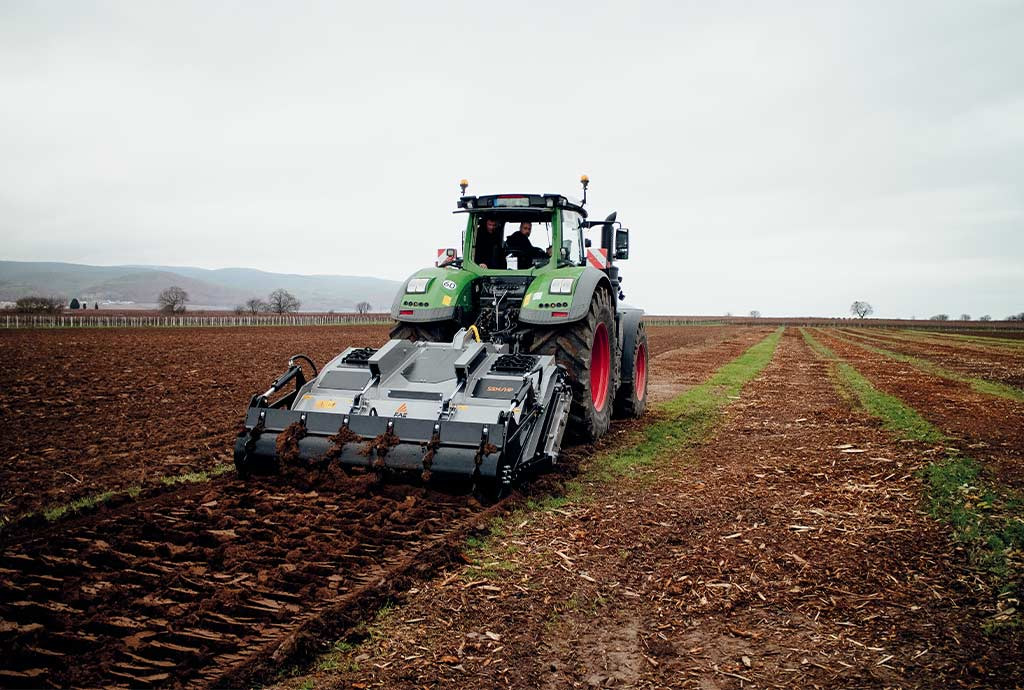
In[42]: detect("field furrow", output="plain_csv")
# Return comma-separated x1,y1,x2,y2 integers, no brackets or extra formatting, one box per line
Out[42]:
0,325,758,688
648,326,776,402
836,328,1024,390
287,329,1020,688
813,328,1024,489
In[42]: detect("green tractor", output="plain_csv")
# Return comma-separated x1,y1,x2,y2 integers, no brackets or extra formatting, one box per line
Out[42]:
390,176,648,442
234,176,647,493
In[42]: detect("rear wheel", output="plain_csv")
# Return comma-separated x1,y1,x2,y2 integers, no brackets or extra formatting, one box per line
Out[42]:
614,320,648,418
389,321,457,342
529,289,618,443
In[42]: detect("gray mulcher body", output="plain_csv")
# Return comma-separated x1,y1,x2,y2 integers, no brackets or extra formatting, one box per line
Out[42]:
235,329,572,491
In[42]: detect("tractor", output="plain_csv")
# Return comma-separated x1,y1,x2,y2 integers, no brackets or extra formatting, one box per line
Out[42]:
390,176,648,441
234,177,647,496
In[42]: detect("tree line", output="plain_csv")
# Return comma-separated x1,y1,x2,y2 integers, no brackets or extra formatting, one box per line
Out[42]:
158,286,373,315
157,286,305,314
847,301,1023,322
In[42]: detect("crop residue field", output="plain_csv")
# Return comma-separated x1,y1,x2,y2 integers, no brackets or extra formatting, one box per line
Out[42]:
0,324,1022,688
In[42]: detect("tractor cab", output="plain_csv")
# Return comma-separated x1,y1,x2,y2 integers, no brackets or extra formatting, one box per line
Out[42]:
465,211,554,271
455,193,587,273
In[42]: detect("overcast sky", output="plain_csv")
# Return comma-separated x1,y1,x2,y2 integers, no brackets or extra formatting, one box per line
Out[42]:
2,1,1022,317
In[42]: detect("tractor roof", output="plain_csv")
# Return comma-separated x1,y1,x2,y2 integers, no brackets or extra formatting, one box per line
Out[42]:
456,193,588,218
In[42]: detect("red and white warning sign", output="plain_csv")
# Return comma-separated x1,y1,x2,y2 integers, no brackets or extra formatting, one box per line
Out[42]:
586,247,608,270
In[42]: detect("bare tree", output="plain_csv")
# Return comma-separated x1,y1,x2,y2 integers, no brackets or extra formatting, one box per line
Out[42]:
1008,312,1024,322
850,301,873,319
268,288,301,314
245,297,268,314
355,301,372,314
979,315,992,322
232,305,246,315
157,286,189,314
749,310,761,319
960,313,971,321
15,296,64,314
929,314,949,321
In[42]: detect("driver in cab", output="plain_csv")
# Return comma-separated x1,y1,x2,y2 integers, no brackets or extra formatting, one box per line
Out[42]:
474,218,506,269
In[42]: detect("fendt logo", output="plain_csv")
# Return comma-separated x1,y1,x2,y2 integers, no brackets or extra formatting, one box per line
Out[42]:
486,385,515,393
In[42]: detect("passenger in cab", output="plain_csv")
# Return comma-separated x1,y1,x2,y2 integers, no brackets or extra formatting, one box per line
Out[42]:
505,222,547,267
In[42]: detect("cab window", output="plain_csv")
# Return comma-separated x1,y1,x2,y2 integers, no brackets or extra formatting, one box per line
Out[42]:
469,213,553,270
560,211,584,265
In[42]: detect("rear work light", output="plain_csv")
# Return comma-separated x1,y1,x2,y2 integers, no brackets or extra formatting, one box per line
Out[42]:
552,311,569,318
399,309,414,315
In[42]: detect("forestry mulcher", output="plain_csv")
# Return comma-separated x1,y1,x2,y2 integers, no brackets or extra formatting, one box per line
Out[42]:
235,177,648,496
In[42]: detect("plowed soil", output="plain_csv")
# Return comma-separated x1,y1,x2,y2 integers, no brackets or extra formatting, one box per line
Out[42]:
814,328,1024,489
0,472,491,688
0,325,390,519
0,325,758,688
836,328,1024,389
290,330,1020,689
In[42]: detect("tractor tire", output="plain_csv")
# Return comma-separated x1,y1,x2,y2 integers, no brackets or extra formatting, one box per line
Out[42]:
389,321,456,342
529,289,618,443
613,320,648,418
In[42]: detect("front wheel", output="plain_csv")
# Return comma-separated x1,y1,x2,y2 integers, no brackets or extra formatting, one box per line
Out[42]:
528,289,618,443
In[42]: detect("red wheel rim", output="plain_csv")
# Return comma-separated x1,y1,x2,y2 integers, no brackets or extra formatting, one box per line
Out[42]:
591,322,611,411
635,341,647,401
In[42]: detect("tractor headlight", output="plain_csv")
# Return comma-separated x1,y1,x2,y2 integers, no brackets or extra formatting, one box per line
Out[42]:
549,278,574,294
406,277,431,293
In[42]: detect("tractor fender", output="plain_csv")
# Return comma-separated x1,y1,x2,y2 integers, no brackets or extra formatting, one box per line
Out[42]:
617,307,646,385
519,266,613,326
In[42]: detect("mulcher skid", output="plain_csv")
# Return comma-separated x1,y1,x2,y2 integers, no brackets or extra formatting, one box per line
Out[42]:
235,329,572,493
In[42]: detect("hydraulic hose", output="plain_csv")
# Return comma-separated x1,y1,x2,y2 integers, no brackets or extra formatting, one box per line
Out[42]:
288,354,319,377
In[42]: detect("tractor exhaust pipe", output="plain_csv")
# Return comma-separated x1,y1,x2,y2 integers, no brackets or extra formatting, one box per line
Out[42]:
600,211,617,259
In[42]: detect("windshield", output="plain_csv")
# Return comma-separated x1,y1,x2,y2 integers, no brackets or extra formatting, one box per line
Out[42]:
469,211,553,271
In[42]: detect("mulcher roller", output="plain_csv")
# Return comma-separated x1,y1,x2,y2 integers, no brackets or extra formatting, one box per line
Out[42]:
235,329,572,493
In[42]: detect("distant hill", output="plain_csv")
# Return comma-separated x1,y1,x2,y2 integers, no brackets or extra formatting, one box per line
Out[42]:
0,261,401,312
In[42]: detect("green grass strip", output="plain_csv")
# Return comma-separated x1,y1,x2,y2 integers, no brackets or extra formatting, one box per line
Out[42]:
829,330,1024,403
584,326,784,485
2,462,235,531
801,328,1022,624
468,327,785,562
908,329,1024,351
42,490,119,522
924,455,1024,625
801,329,944,442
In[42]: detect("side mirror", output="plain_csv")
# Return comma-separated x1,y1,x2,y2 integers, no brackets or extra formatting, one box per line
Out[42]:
614,228,630,260
436,247,458,267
